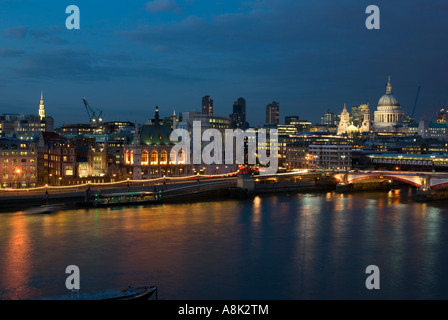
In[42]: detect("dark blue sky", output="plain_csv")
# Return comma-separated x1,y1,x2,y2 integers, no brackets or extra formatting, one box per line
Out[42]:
0,0,447,127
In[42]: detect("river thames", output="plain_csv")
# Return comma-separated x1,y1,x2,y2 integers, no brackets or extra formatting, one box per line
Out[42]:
1,188,448,300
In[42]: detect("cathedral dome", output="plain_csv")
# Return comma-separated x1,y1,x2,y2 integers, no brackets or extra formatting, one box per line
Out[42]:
377,76,400,107
373,76,404,130
378,94,400,107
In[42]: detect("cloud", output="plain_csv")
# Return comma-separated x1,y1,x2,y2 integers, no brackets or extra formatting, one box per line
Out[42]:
2,26,67,44
29,26,68,45
145,0,181,13
10,47,200,83
0,48,24,57
3,26,28,39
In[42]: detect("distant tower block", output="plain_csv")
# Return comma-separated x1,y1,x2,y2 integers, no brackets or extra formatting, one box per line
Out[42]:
39,91,46,120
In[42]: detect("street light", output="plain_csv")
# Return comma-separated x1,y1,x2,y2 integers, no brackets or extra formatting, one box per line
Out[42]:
368,155,374,170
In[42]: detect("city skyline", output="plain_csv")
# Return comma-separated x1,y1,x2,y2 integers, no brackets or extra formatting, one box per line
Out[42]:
0,1,448,127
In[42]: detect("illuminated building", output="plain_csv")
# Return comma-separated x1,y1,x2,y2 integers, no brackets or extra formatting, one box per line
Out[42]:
307,144,352,170
230,97,249,129
266,102,279,125
337,102,372,136
351,104,370,127
124,107,191,179
320,110,338,126
373,76,404,131
0,138,37,188
103,121,135,134
436,107,448,124
416,121,448,140
202,95,213,116
0,92,54,138
285,116,300,126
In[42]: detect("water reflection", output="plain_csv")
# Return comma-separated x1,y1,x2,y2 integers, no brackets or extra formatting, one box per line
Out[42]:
0,213,34,299
0,190,448,299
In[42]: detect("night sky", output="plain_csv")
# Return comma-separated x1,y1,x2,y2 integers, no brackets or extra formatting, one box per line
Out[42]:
0,0,447,128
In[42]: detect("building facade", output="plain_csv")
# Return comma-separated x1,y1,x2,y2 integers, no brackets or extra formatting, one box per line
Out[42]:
0,138,37,188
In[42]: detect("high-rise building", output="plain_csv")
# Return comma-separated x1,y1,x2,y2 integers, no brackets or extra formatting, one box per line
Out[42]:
321,110,337,126
285,116,299,126
266,102,279,125
202,96,213,116
230,97,248,129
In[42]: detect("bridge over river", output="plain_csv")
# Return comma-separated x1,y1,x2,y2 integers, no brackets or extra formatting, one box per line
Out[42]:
1,170,448,210
332,170,448,201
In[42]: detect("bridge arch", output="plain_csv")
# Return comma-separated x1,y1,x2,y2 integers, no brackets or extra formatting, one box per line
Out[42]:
348,175,422,188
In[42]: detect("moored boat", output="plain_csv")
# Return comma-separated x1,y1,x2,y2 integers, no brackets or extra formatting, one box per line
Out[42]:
92,191,162,207
33,285,158,300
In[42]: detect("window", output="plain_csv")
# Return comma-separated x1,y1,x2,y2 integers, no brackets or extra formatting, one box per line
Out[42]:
178,150,185,165
150,151,158,165
65,166,73,176
125,150,130,165
160,151,167,165
169,150,176,165
141,150,149,165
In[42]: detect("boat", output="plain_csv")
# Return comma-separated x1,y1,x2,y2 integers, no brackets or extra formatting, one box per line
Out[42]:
34,285,158,300
24,204,65,215
92,191,162,207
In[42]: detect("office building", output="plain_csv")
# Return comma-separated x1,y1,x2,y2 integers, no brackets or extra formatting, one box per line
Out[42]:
266,102,279,125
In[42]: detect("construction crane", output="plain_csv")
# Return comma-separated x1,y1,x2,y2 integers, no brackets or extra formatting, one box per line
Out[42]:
82,98,103,124
411,85,421,119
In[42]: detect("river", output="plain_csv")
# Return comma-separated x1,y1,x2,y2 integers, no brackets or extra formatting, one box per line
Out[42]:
1,188,448,300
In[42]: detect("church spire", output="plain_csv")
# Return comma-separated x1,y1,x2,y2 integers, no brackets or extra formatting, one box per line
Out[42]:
39,91,45,120
154,106,160,128
386,76,393,95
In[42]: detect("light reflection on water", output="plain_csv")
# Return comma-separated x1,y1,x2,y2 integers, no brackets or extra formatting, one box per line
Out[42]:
0,189,448,300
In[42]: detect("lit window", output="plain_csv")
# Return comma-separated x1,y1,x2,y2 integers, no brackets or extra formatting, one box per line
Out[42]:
160,151,167,165
141,150,149,166
169,150,176,165
151,151,158,165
